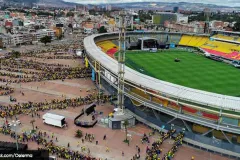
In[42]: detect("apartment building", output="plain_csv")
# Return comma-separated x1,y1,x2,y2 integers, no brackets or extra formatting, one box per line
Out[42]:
0,34,11,48
10,33,33,46
31,29,56,42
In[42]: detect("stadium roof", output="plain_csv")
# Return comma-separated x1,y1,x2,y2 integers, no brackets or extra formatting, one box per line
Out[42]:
84,33,240,112
138,37,158,41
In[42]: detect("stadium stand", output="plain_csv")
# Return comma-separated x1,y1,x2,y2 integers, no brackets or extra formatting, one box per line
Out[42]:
130,99,142,106
202,48,240,60
202,111,219,121
213,130,234,140
96,40,119,58
193,124,240,144
201,41,240,53
195,37,210,46
168,102,180,110
178,35,193,46
212,34,235,41
188,36,209,47
178,35,210,47
221,117,239,126
192,124,209,134
200,39,240,60
131,88,150,100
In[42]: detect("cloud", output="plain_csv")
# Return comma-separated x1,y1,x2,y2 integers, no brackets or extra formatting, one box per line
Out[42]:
62,0,240,7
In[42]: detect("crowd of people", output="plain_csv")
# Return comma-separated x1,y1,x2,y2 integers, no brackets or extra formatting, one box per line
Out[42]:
162,132,184,160
0,126,98,160
19,36,84,56
0,85,14,96
0,57,91,83
23,52,82,60
145,129,176,160
0,94,112,118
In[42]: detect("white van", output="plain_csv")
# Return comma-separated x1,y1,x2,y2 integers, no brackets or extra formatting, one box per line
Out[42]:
42,113,66,128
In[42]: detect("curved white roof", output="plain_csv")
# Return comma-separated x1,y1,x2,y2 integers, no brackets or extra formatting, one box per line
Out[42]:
84,33,240,112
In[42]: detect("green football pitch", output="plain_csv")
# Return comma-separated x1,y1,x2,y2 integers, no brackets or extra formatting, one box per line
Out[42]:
124,49,240,97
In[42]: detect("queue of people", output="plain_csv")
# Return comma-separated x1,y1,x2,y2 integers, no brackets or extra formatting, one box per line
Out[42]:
0,126,98,160
0,94,112,118
0,85,14,96
0,58,91,83
145,129,176,160
162,132,184,160
23,54,82,60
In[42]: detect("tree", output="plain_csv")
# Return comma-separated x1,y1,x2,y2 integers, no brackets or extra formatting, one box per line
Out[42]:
11,51,21,59
98,26,107,33
233,22,240,31
30,119,35,131
75,129,83,138
123,120,129,141
66,11,74,17
40,36,52,46
58,11,65,17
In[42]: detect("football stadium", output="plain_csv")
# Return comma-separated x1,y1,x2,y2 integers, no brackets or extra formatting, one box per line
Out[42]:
84,31,240,158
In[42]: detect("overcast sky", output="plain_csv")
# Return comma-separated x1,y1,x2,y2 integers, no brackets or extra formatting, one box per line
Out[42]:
62,0,240,7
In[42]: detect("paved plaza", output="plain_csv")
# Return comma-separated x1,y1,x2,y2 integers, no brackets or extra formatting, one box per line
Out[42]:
0,51,233,160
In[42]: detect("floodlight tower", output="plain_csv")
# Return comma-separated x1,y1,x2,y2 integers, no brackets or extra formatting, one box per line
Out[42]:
117,10,127,114
204,8,211,33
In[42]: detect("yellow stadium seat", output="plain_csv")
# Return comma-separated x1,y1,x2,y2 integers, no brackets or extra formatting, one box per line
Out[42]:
212,34,234,41
131,88,150,100
179,35,210,47
96,40,119,53
195,37,209,46
179,35,192,46
201,40,240,54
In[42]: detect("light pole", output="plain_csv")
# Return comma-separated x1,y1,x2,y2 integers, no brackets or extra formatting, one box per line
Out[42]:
10,120,20,150
98,63,101,104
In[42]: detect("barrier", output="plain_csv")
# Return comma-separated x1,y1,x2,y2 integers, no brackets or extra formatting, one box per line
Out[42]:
74,103,97,128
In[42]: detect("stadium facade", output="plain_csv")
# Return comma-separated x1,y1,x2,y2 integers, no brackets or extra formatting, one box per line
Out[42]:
84,31,240,159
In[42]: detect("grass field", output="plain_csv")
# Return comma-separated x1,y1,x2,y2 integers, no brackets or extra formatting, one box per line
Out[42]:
125,49,240,97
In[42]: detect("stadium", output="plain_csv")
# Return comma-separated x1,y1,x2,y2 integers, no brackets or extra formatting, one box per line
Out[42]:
84,31,240,158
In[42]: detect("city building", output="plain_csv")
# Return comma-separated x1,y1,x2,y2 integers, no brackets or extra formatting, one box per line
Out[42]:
31,29,56,42
83,23,94,34
177,14,188,23
106,4,112,11
0,34,11,48
10,32,32,46
173,7,179,13
152,12,177,25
